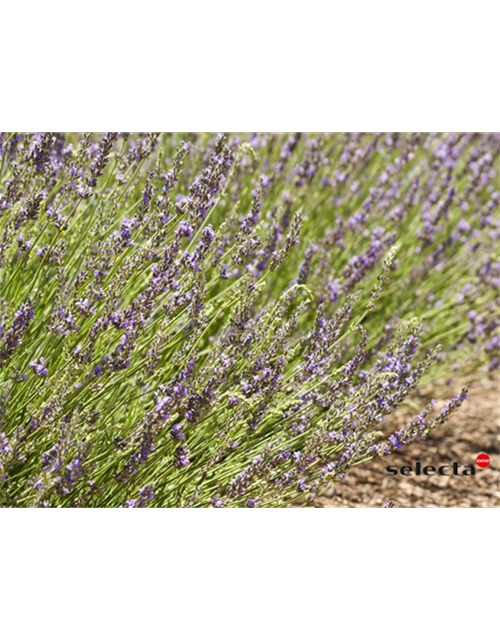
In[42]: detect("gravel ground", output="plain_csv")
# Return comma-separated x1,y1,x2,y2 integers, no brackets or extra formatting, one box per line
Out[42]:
315,375,500,508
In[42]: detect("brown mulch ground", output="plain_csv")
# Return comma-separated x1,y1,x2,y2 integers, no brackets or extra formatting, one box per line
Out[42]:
315,376,500,508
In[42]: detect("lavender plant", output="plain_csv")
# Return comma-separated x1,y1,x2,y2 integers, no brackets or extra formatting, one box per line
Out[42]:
0,133,498,507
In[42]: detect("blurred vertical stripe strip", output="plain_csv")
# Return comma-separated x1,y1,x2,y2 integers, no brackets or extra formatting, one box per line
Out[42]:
0,506,500,640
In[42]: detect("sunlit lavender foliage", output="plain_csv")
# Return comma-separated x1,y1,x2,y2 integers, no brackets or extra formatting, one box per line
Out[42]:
0,133,498,507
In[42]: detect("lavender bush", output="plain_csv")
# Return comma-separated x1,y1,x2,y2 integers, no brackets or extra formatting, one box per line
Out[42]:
0,133,498,508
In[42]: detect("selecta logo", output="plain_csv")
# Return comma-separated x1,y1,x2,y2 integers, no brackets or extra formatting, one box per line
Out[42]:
387,462,475,476
387,453,491,476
